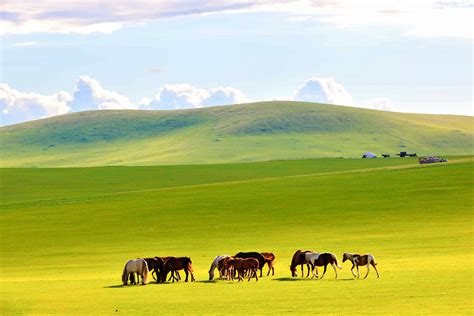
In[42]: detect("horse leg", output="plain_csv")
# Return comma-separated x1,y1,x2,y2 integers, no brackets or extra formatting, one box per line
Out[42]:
372,262,380,278
320,265,327,279
260,267,263,277
300,264,304,277
267,263,271,277
272,264,275,276
351,264,357,277
306,264,310,278
185,269,189,282
255,268,259,282
364,264,370,279
331,263,338,279
356,265,360,278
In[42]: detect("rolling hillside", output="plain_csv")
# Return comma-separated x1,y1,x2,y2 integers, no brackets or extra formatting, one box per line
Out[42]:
1,101,472,167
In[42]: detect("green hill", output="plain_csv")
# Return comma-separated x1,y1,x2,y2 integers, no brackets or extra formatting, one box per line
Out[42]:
1,101,472,167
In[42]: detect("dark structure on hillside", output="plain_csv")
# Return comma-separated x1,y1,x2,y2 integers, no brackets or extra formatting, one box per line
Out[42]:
396,151,417,157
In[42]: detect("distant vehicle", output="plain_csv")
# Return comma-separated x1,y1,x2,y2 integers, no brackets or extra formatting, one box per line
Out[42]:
362,152,377,158
419,156,448,164
396,151,417,157
382,154,390,158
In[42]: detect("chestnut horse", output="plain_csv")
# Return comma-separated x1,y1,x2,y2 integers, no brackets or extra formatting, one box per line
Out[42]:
218,256,234,280
342,253,379,279
305,252,342,279
161,257,195,282
226,258,259,282
290,250,314,277
234,252,265,277
261,252,276,276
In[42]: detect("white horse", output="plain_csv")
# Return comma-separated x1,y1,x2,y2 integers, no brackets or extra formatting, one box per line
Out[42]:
122,258,149,285
208,255,231,280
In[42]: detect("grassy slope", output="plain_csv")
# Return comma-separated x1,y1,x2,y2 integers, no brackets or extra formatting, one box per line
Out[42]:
1,157,473,314
1,101,472,167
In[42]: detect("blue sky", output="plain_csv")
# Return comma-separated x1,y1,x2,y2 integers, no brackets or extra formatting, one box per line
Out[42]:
1,0,473,125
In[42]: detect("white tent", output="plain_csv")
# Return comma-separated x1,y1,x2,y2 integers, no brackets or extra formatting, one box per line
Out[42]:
362,152,377,158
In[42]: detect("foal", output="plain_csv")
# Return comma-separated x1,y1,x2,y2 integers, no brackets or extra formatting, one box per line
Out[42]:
342,253,379,279
226,258,259,282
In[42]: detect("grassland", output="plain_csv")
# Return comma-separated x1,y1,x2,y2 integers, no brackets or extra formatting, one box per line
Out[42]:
1,101,472,167
1,157,473,314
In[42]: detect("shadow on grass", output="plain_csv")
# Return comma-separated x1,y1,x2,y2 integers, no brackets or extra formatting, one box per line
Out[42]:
272,277,355,282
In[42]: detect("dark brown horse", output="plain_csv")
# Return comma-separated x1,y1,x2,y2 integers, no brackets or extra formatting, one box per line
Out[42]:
261,252,276,276
290,250,314,277
234,252,265,277
218,256,234,280
161,257,195,282
226,258,259,282
143,257,165,283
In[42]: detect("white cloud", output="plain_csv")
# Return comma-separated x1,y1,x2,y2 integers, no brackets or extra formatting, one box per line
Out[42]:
11,41,39,47
70,76,135,111
145,84,248,110
293,77,396,111
293,77,353,105
1,1,471,38
364,98,395,111
0,84,71,125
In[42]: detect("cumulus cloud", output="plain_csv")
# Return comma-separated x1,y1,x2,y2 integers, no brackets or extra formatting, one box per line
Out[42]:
70,76,135,111
1,1,471,38
293,77,353,105
0,84,71,125
145,84,248,110
364,98,395,111
293,77,395,111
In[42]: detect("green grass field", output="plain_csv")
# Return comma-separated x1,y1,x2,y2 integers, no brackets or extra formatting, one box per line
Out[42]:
1,157,473,314
1,101,472,167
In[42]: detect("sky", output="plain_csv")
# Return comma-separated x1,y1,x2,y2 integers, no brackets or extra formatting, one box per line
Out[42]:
1,0,473,125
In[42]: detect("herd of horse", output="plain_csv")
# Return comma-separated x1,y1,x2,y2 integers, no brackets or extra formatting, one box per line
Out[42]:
121,250,379,285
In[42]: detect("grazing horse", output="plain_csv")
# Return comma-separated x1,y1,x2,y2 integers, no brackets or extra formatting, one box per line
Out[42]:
307,253,342,279
261,252,276,276
218,256,234,280
342,253,379,279
208,255,231,280
290,250,314,277
162,257,195,282
234,252,266,277
226,258,259,282
122,259,149,285
143,257,165,283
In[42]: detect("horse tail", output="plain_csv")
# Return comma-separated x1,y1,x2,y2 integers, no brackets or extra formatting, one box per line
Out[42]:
332,254,342,269
371,255,378,265
142,260,149,284
187,258,194,273
122,261,129,285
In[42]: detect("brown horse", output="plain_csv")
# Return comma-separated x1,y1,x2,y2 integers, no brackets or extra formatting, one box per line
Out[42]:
218,256,234,280
261,252,276,276
143,257,165,283
234,252,266,277
306,252,342,279
161,257,195,282
226,258,259,282
290,250,314,277
342,253,379,279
